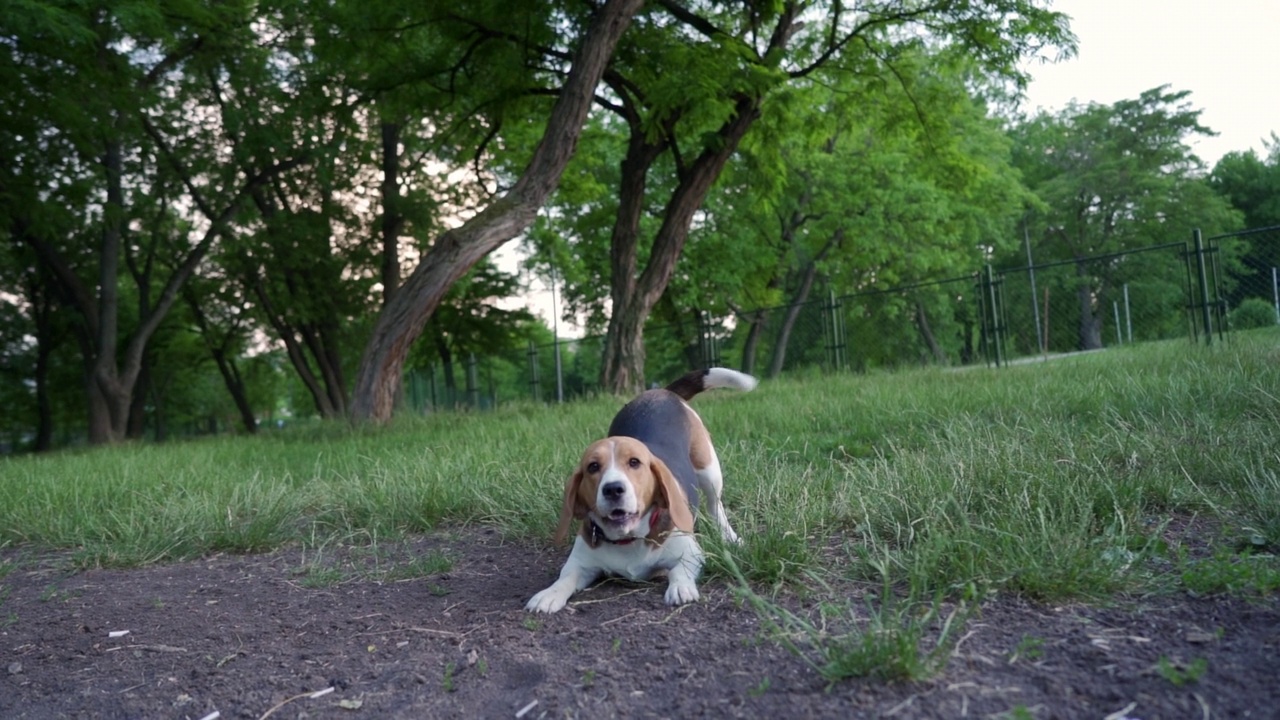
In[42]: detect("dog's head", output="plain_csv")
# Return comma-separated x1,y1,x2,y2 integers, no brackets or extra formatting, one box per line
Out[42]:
553,436,695,545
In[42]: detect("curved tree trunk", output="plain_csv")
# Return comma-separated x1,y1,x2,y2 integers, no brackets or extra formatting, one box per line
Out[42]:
598,6,803,394
768,261,819,378
600,94,765,394
350,0,644,422
739,309,767,376
915,300,948,364
1076,261,1102,350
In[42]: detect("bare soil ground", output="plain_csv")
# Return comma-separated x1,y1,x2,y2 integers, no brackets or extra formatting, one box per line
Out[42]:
3,529,1277,720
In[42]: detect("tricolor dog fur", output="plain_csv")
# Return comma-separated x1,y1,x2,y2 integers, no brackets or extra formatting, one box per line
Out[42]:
526,367,758,613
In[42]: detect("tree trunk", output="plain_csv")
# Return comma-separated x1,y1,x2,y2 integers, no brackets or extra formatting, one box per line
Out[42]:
1076,262,1102,350
186,291,258,434
739,309,767,376
248,273,340,418
126,353,151,439
598,122,668,394
91,136,128,443
598,9,803,393
437,336,457,405
350,0,644,422
31,280,55,452
915,301,947,364
601,95,766,394
768,260,819,378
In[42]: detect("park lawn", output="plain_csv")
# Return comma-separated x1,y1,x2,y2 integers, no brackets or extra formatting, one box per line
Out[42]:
3,329,1278,608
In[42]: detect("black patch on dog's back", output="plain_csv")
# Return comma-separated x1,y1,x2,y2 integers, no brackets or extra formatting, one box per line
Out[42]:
607,390,700,511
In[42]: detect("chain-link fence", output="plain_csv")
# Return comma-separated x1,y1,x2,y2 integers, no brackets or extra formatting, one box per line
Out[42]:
1212,225,1280,333
403,226,1280,411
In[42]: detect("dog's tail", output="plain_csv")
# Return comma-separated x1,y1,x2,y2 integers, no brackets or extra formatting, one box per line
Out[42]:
664,368,759,401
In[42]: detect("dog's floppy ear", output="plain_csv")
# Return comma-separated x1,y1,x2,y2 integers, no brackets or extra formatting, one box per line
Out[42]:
649,455,695,534
553,468,588,545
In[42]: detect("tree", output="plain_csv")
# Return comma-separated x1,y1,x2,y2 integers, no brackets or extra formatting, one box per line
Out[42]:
524,0,1073,392
2,2,310,443
349,0,645,422
1210,136,1280,230
1209,137,1280,311
1010,86,1242,350
689,53,1030,374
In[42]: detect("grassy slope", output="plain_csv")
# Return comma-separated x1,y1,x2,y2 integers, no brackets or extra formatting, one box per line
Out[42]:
3,330,1278,602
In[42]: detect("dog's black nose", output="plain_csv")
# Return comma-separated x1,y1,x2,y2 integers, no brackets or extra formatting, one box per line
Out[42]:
601,482,626,501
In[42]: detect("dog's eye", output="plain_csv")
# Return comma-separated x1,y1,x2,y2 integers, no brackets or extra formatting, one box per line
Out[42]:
587,461,601,473
628,457,642,469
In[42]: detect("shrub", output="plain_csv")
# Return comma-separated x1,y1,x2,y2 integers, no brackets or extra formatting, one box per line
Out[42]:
1229,298,1278,330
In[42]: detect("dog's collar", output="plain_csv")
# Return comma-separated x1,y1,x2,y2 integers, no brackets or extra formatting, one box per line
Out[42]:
590,508,664,546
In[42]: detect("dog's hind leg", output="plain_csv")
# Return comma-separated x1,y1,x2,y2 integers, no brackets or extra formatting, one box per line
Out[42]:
695,445,741,545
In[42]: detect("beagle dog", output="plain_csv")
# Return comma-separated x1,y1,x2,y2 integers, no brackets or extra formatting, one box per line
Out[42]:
526,367,757,613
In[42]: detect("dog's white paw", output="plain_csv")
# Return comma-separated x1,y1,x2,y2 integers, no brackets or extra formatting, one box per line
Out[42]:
664,580,700,606
526,587,570,614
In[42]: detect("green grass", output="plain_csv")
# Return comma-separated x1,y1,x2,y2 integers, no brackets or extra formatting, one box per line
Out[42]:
1156,656,1209,686
2,333,1278,621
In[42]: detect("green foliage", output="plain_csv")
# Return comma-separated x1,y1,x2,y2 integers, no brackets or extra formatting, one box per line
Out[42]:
1007,86,1244,350
1156,656,1208,687
1229,298,1278,330
1180,549,1280,596
727,553,972,683
4,332,1278,616
1210,137,1280,229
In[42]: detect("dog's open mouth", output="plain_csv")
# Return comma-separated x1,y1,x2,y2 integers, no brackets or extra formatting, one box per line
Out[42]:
602,509,637,526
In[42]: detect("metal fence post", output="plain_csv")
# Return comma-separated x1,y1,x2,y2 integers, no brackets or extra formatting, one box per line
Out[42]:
1123,283,1133,343
553,338,564,403
527,339,541,402
823,289,845,371
465,353,480,408
1273,267,1280,325
984,264,1004,367
1193,228,1213,345
833,290,846,371
1025,220,1044,353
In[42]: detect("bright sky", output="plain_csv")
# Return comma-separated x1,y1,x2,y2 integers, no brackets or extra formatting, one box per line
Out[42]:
1020,0,1279,167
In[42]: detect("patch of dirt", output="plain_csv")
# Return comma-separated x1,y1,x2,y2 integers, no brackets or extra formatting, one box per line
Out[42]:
2,529,1277,719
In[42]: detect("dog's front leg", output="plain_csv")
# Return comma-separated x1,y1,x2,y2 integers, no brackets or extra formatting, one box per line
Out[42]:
661,534,704,606
526,539,600,613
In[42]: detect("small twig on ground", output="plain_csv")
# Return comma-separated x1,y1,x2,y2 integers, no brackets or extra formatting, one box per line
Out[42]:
570,588,646,606
1103,701,1138,720
648,604,691,625
883,693,918,716
258,687,333,720
1194,693,1211,720
600,612,640,628
515,699,538,718
951,629,979,657
105,644,187,653
408,627,463,638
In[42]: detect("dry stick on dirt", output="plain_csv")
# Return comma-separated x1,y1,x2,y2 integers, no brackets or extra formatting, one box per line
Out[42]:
258,686,334,720
349,0,645,422
104,644,187,653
